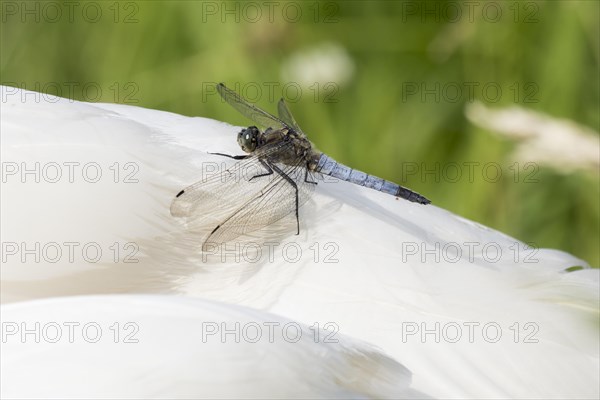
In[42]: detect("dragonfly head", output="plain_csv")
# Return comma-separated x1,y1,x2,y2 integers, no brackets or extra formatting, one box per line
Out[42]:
238,126,260,153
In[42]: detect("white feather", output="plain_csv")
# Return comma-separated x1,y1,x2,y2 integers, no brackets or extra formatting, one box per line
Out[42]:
1,295,424,399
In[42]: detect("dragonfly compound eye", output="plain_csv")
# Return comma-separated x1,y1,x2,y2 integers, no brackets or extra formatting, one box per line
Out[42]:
238,126,259,152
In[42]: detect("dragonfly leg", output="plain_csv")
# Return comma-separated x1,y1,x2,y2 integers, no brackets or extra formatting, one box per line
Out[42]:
249,159,274,181
209,152,248,160
270,162,300,235
304,164,317,185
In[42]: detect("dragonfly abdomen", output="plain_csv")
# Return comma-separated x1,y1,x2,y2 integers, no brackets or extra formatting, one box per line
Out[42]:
315,154,430,204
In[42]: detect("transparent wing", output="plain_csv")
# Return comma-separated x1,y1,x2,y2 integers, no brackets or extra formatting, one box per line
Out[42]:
203,155,314,250
170,141,289,219
170,157,268,221
217,83,287,131
277,98,306,137
170,140,315,249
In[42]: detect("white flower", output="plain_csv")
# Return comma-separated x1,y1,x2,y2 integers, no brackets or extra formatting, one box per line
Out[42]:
466,101,599,174
280,42,355,88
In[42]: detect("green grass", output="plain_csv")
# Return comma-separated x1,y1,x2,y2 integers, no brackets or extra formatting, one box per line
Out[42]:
1,0,598,266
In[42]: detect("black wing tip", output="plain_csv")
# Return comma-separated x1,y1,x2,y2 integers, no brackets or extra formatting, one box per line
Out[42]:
175,190,185,198
216,83,227,94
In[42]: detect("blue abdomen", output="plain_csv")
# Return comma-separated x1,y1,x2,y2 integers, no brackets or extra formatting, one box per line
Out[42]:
315,154,430,204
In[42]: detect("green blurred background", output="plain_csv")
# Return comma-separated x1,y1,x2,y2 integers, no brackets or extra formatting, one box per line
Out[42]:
1,0,598,266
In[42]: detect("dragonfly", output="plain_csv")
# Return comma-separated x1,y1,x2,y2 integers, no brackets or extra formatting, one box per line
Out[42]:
171,83,430,250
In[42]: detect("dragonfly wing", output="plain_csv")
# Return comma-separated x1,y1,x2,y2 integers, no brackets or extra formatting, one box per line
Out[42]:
171,139,300,219
217,83,287,131
202,152,315,251
277,98,306,136
171,141,315,249
170,157,280,236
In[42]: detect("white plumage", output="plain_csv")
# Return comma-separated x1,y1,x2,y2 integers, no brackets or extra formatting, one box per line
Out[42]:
1,87,598,399
1,295,425,399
